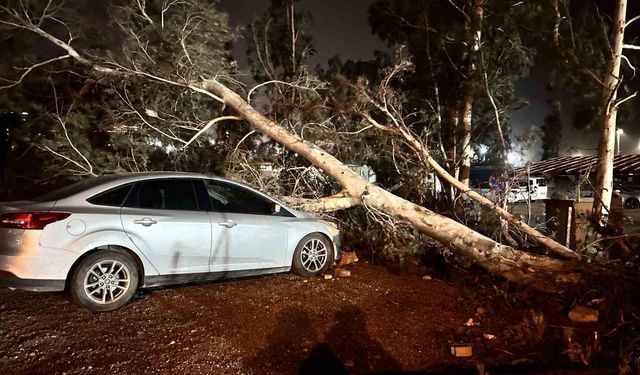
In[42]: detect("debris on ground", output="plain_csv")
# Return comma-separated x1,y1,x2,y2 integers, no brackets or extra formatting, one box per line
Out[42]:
324,274,333,280
483,334,496,340
335,269,352,278
338,251,359,266
449,344,473,357
476,307,486,317
464,318,479,327
568,306,599,323
422,275,432,281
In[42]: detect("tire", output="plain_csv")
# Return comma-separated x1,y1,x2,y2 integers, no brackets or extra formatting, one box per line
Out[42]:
626,198,640,209
70,249,139,312
292,233,334,277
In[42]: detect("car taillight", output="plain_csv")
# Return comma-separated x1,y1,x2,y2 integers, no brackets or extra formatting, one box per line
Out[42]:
0,212,71,230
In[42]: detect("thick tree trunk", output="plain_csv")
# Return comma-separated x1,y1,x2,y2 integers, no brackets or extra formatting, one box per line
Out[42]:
458,0,484,186
445,100,459,201
394,123,579,260
205,80,577,289
459,98,472,186
592,0,627,223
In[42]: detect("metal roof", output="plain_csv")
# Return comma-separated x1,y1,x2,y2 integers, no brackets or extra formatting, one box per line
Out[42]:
517,154,640,177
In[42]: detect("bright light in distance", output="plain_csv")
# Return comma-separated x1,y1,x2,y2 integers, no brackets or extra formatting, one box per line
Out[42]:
617,128,624,135
478,144,488,155
507,151,521,165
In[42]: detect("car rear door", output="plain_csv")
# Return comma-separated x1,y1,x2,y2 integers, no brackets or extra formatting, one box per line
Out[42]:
120,178,211,275
196,179,289,272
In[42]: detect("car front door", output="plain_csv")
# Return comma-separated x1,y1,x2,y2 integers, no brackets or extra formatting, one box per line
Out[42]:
198,179,289,272
120,178,212,275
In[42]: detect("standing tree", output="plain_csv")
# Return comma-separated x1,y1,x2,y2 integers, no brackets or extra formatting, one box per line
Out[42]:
541,100,562,160
458,0,484,186
550,0,638,225
592,0,628,224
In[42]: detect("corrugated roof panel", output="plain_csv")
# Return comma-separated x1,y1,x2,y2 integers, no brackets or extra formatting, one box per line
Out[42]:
516,154,640,177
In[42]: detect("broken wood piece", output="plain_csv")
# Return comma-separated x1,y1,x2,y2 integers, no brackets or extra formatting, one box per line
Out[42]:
568,305,599,323
335,269,351,278
450,344,473,357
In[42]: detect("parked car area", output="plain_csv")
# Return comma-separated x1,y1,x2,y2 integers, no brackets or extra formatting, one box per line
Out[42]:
0,172,341,311
614,183,640,209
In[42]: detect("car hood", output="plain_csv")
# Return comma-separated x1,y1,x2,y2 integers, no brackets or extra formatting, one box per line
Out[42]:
290,208,317,219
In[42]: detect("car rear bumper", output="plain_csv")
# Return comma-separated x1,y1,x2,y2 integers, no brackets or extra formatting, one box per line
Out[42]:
1,228,79,287
0,270,65,292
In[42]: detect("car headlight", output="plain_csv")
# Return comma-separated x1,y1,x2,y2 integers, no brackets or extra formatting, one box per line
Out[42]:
326,221,340,237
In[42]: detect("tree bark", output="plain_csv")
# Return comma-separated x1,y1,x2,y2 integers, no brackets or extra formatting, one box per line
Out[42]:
392,122,580,260
592,0,627,223
445,99,459,200
458,0,484,186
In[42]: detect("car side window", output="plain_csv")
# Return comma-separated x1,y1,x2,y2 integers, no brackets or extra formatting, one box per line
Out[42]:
87,184,133,207
130,179,198,211
204,180,271,215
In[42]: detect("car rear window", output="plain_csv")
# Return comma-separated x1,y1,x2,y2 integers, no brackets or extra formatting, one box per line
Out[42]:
126,179,198,211
33,175,124,202
87,184,133,207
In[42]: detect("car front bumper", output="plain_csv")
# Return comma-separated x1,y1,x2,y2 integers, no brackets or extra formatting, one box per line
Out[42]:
332,233,342,263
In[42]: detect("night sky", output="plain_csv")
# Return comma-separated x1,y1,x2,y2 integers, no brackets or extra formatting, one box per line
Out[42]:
220,0,640,161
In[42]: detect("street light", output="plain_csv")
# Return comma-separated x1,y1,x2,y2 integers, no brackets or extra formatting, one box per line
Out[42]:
616,128,624,155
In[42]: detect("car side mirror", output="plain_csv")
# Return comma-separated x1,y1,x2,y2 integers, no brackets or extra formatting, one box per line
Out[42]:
269,202,281,214
613,189,621,194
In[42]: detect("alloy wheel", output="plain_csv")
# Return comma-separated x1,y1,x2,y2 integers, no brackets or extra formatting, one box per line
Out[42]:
83,260,131,305
300,238,328,273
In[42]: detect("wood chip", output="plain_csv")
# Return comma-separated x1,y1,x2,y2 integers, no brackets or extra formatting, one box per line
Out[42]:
464,318,474,327
335,269,351,278
450,344,473,357
568,305,598,323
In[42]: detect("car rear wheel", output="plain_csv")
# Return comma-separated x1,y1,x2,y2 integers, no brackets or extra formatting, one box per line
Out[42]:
70,249,139,312
292,234,334,277
626,198,640,209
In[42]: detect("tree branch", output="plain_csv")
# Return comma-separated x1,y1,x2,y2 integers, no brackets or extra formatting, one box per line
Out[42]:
0,54,70,89
282,192,360,212
183,116,242,149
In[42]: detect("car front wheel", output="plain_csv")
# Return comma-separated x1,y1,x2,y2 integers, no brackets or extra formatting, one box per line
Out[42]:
70,249,139,312
292,234,334,277
626,198,640,209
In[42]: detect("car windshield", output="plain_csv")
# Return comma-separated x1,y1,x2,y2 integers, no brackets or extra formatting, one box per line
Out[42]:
33,175,123,202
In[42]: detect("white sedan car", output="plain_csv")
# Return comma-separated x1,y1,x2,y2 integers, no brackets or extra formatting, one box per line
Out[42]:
0,172,341,311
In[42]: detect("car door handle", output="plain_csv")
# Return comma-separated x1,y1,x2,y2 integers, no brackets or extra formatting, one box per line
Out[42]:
133,217,157,226
218,220,237,228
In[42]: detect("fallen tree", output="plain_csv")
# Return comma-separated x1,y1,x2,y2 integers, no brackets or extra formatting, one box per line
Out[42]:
0,0,579,289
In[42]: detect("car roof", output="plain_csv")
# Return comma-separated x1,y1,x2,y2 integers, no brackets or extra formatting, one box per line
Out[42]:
42,172,294,209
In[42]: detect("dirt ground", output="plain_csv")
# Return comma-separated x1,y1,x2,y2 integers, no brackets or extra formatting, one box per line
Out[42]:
0,260,619,375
